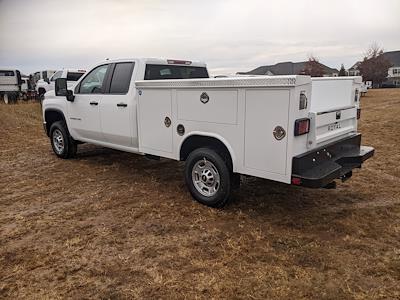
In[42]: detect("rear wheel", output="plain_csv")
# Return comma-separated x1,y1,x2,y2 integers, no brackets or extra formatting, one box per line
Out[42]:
49,121,77,159
184,148,232,208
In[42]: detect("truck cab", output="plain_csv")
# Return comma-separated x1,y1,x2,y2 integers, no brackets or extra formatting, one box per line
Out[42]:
42,58,373,208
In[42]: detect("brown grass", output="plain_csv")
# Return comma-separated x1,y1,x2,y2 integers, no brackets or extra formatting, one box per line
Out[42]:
0,89,400,299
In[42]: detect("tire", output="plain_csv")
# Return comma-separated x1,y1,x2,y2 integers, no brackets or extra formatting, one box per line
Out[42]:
49,121,77,159
38,90,45,107
184,148,232,208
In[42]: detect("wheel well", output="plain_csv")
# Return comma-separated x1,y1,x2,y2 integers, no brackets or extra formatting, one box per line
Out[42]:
180,135,233,169
44,110,65,136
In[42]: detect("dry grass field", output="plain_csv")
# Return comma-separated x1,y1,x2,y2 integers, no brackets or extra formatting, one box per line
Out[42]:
0,89,399,299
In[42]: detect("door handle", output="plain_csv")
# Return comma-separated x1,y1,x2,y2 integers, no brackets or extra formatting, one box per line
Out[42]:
90,101,98,106
117,103,128,107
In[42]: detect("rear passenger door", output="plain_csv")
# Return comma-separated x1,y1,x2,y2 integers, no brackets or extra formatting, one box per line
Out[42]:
100,62,135,147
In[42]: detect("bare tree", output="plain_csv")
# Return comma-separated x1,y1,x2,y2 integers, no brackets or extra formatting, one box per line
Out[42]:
300,55,325,77
358,43,392,87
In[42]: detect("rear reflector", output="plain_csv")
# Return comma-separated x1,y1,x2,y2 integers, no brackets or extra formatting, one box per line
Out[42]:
294,118,310,136
291,177,301,185
167,59,192,65
357,108,361,120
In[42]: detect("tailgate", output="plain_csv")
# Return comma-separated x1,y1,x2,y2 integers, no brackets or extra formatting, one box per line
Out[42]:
308,106,357,148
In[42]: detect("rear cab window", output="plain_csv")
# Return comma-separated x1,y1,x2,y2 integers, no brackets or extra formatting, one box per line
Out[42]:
144,64,209,80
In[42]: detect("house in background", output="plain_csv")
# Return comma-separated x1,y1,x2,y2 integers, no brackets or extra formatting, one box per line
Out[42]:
347,62,361,76
237,61,339,77
347,50,400,88
382,50,400,87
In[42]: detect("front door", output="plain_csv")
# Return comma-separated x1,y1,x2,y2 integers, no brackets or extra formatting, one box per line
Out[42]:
67,64,109,141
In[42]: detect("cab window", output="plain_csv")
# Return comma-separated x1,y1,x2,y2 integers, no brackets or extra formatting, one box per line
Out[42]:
109,62,134,94
78,65,108,94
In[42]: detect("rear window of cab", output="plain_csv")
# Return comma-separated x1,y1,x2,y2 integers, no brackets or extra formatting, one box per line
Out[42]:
144,64,209,80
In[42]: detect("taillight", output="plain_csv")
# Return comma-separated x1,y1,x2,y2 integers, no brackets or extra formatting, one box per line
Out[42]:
294,118,310,136
357,108,361,119
291,177,301,185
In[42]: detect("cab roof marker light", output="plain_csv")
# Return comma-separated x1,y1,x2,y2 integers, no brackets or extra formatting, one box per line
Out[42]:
167,60,192,65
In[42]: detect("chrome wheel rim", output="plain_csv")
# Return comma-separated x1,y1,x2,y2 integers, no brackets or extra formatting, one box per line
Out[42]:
192,158,220,197
52,129,64,154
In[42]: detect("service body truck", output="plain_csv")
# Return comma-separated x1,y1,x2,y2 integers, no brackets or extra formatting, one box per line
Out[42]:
0,68,22,104
42,58,374,207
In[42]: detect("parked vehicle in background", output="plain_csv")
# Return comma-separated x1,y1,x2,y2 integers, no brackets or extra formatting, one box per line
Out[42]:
360,82,368,96
42,58,374,208
0,68,22,104
20,76,29,99
36,69,86,98
365,81,372,89
32,70,56,87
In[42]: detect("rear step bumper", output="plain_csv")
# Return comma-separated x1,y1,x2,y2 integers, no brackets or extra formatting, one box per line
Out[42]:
291,134,374,188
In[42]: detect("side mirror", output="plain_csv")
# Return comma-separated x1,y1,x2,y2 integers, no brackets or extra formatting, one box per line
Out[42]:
45,78,50,84
55,78,67,96
55,78,75,102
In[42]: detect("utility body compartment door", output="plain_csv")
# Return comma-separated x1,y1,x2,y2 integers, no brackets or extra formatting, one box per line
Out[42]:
244,89,290,175
137,89,174,158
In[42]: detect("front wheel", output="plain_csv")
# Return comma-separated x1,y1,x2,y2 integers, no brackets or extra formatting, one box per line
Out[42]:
184,148,232,208
49,121,77,159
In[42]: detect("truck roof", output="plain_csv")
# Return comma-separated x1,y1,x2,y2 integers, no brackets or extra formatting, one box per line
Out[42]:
97,58,207,68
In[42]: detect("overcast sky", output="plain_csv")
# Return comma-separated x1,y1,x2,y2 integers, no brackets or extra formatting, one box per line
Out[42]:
0,0,399,75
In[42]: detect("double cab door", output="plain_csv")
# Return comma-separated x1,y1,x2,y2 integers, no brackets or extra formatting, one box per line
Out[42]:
67,62,136,147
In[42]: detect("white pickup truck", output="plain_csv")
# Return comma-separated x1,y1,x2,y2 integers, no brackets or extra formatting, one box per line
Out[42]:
36,69,85,97
42,58,374,207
